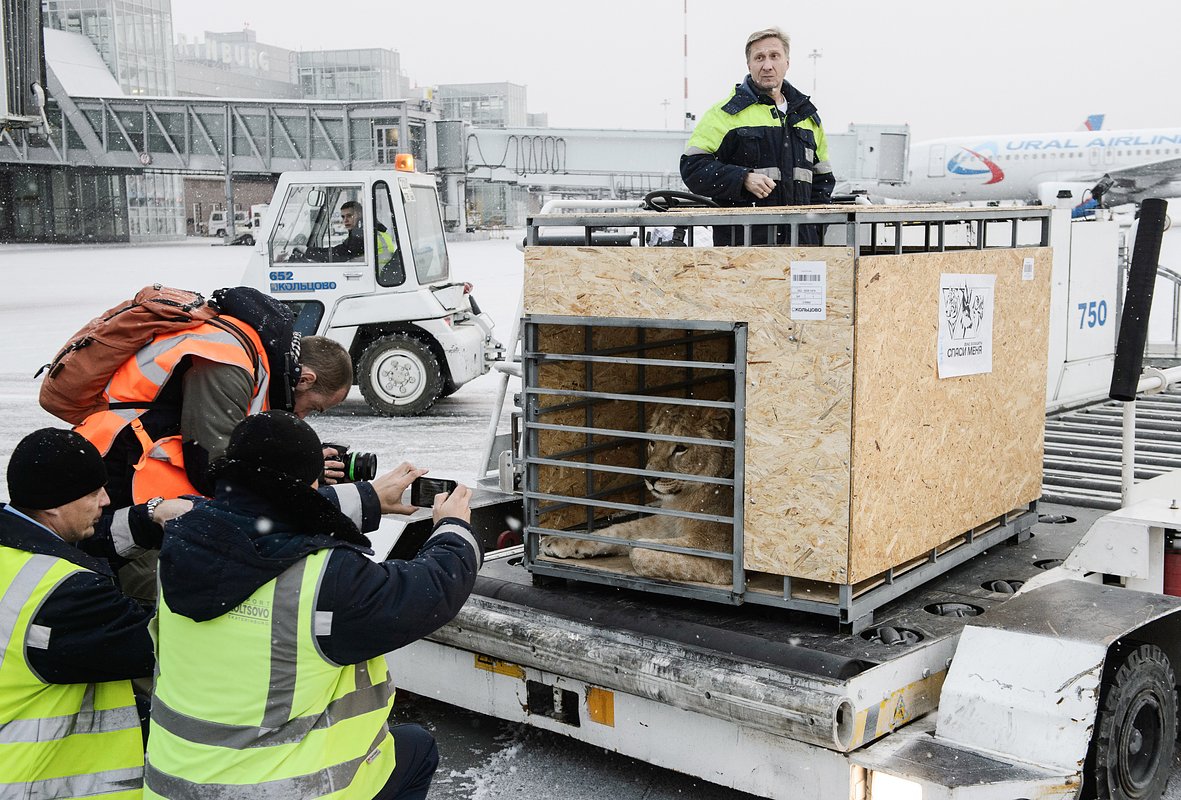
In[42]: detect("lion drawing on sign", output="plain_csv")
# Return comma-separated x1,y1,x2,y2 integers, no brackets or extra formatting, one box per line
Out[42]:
540,404,734,585
943,285,987,340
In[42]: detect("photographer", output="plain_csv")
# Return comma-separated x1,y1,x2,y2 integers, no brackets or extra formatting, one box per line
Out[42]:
146,411,481,800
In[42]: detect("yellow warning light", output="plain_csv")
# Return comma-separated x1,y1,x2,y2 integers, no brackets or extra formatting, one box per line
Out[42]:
394,153,416,172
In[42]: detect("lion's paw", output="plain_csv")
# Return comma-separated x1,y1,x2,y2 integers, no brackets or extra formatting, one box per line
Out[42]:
540,536,624,559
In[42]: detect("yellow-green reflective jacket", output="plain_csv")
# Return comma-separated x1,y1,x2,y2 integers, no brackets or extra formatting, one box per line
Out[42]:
681,77,835,216
145,548,396,799
376,229,397,267
0,547,144,799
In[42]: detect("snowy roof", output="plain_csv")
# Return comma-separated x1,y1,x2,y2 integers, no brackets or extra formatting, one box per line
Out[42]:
43,28,123,97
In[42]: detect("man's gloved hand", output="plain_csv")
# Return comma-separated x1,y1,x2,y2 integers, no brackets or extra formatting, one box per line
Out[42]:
370,462,429,515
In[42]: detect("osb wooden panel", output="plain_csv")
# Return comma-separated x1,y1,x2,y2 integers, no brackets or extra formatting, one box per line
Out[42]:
848,247,1050,582
526,246,856,582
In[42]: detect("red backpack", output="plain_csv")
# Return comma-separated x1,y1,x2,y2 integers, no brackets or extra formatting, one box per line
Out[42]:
37,285,222,425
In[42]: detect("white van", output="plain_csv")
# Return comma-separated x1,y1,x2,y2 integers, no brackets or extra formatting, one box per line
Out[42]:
208,209,249,237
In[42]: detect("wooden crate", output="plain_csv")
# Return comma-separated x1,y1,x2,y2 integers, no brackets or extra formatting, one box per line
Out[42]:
525,242,1050,586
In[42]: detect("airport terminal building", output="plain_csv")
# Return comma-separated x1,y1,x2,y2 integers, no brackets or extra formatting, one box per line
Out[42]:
0,1,543,243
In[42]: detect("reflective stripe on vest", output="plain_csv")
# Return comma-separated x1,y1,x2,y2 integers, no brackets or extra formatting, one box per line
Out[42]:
146,549,396,798
0,548,144,799
75,316,271,457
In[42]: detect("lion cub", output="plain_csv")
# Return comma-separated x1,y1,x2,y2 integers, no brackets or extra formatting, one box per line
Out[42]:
540,404,734,585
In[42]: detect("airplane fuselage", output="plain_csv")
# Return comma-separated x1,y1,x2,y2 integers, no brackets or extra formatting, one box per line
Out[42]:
888,127,1181,202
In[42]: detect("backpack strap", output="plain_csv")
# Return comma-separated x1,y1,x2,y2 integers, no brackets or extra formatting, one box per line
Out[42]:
208,316,261,384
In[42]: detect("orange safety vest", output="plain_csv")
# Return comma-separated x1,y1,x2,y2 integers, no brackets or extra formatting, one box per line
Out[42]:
74,316,272,503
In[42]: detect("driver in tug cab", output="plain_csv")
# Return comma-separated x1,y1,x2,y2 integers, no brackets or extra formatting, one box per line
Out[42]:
290,201,397,266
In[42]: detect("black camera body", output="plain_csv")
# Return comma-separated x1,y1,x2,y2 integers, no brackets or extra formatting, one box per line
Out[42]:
322,442,377,483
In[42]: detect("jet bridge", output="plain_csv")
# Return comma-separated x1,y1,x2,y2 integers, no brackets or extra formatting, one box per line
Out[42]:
2,68,437,175
436,121,909,225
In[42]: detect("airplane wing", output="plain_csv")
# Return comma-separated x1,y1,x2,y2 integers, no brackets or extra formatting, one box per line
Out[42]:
1104,157,1181,202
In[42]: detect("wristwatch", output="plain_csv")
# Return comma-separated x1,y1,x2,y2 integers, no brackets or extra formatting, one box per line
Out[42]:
145,496,165,525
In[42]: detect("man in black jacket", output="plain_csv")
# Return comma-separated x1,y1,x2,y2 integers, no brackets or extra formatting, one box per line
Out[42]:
0,428,188,795
296,199,366,262
147,411,481,799
680,27,836,245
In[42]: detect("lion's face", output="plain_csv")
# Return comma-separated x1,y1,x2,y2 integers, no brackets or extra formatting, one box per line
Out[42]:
643,405,733,500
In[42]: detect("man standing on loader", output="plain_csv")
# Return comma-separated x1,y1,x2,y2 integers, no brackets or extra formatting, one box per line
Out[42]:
680,27,835,245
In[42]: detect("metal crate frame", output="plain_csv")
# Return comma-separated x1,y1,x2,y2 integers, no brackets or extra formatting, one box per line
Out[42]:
525,205,1052,254
522,315,748,597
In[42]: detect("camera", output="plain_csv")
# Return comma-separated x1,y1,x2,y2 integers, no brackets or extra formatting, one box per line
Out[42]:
410,476,459,507
322,443,377,483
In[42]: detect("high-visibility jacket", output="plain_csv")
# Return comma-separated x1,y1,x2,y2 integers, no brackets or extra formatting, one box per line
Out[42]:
376,228,397,267
74,316,270,504
681,77,834,245
0,548,144,799
145,549,396,799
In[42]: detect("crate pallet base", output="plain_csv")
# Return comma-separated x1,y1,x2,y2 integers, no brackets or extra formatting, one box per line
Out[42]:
530,502,1038,632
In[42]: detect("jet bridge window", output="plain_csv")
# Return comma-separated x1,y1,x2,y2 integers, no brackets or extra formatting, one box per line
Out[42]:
269,184,364,264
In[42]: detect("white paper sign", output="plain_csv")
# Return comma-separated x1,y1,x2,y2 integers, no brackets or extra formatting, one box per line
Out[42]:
790,261,827,320
1022,257,1035,281
938,273,996,378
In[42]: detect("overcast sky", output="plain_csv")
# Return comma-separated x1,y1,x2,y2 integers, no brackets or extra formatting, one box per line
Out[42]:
170,0,1179,142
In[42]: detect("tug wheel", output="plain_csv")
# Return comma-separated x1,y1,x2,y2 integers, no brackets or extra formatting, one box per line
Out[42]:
357,334,443,416
1090,643,1176,800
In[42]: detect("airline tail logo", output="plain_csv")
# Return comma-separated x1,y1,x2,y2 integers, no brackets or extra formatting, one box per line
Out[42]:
947,144,1005,185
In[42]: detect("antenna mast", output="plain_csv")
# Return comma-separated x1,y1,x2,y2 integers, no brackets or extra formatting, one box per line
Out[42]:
683,0,691,129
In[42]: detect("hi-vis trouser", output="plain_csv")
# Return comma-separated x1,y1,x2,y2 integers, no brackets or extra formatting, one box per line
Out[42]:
0,548,144,799
146,548,397,798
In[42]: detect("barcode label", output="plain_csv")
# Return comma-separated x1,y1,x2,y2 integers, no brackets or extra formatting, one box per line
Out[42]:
790,261,827,320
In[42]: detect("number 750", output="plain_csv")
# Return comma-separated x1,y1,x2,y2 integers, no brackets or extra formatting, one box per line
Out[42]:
1077,300,1108,329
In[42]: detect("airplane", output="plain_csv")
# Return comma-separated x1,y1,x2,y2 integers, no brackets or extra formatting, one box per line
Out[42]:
882,125,1181,207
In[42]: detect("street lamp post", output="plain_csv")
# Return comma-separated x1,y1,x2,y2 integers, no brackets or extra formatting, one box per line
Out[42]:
808,48,822,95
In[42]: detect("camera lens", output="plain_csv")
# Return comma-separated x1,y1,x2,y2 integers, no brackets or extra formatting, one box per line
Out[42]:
346,451,378,482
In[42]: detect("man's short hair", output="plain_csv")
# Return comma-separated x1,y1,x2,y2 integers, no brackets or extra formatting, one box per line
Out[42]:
340,200,362,214
299,336,352,394
745,27,791,59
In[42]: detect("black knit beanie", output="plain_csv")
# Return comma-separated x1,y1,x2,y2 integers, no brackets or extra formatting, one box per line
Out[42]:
7,428,107,510
208,411,366,545
219,410,325,485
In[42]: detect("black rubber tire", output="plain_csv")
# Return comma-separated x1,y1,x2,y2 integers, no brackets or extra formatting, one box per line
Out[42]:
1091,643,1177,800
357,334,443,416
